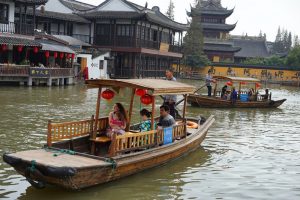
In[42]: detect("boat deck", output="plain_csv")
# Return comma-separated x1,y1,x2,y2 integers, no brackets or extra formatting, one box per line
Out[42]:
10,149,110,168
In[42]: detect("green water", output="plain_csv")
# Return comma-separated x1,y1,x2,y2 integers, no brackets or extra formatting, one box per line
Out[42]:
0,80,299,200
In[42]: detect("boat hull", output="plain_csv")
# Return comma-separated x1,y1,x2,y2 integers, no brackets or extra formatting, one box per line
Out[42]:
188,95,286,108
3,116,215,190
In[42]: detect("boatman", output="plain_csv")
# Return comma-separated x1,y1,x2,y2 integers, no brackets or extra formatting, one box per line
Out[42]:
206,70,215,96
163,68,177,119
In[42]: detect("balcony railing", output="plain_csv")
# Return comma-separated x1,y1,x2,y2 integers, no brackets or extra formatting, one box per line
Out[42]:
0,21,34,35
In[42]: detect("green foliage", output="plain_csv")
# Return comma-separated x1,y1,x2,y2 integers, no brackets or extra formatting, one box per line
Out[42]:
273,27,293,54
165,0,175,20
286,46,300,67
183,2,210,68
242,56,285,66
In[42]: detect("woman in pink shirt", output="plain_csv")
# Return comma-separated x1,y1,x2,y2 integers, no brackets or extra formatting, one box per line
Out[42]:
106,103,128,138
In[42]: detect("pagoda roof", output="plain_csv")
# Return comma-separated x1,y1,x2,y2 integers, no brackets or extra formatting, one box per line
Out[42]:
202,22,237,31
231,38,270,58
77,0,188,31
204,43,241,53
188,0,234,17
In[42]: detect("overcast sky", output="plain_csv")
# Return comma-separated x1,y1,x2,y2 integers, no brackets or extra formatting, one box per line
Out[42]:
79,0,300,42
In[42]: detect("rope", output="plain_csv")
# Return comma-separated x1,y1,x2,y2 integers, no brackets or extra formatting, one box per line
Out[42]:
104,158,117,170
30,160,36,172
43,147,75,157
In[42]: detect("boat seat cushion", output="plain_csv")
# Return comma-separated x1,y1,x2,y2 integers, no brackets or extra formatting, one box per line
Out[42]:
90,136,111,143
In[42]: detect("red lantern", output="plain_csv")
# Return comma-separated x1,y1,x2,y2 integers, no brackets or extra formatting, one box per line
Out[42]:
45,51,50,58
255,83,261,88
135,88,147,96
60,52,64,59
33,46,38,53
67,54,71,59
54,52,58,58
101,89,115,100
140,94,153,105
2,44,7,51
71,54,75,59
240,81,247,85
17,45,23,52
226,81,233,86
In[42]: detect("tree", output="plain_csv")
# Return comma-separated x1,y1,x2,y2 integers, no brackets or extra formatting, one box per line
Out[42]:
165,0,175,20
183,1,210,69
286,46,300,67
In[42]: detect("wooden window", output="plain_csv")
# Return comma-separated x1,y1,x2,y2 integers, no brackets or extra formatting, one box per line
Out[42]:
0,3,9,23
99,60,104,70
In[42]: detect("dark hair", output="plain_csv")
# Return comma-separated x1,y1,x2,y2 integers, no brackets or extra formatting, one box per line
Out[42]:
166,68,174,73
115,103,128,122
208,69,212,73
160,105,170,112
140,109,152,118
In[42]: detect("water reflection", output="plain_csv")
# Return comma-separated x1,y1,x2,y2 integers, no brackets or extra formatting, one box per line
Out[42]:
1,81,300,199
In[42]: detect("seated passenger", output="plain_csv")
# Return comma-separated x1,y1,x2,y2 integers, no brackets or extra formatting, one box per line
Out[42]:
139,109,154,132
106,103,128,138
221,85,228,98
248,88,256,101
158,105,176,128
262,89,269,100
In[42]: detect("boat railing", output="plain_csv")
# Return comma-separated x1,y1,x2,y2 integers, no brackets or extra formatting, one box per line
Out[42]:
110,123,186,156
47,117,109,147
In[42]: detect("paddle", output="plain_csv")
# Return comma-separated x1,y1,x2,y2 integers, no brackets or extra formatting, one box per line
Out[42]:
194,84,207,94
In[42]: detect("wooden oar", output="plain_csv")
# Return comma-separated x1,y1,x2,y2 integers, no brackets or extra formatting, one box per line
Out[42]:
194,84,207,94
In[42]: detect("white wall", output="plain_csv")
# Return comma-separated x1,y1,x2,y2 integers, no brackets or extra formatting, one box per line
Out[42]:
0,0,15,22
77,52,110,79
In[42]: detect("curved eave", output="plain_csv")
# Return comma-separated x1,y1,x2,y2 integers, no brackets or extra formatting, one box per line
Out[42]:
201,8,234,17
202,22,237,31
145,13,188,31
204,45,241,53
78,11,144,20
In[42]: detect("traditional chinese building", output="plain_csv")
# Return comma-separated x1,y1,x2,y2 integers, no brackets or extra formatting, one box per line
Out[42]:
188,0,240,62
77,0,187,78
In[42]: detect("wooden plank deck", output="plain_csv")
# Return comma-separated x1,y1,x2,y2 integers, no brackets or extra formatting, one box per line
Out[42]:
10,149,109,168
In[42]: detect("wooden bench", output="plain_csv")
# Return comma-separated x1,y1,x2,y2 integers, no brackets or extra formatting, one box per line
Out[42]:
90,136,111,143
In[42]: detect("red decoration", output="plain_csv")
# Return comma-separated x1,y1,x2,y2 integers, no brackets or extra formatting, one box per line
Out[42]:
54,52,58,58
17,45,23,52
226,81,233,86
67,54,71,59
255,83,261,88
240,81,247,85
135,89,147,96
60,52,64,59
101,89,115,100
2,44,7,51
140,94,153,105
33,46,39,53
45,51,50,58
71,54,75,59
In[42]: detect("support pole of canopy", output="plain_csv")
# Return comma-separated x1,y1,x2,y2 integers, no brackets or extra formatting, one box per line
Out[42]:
151,96,156,130
238,82,242,99
127,88,135,132
91,87,102,154
182,94,188,138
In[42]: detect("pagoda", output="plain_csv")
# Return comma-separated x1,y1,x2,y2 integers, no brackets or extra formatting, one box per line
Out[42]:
188,0,240,62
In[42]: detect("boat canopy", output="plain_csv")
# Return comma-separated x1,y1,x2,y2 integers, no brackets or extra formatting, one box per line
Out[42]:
213,76,260,83
85,79,196,96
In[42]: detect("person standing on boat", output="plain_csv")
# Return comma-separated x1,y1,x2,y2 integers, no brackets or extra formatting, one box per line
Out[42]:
163,68,177,119
206,70,215,96
107,103,128,138
158,105,176,128
230,87,238,104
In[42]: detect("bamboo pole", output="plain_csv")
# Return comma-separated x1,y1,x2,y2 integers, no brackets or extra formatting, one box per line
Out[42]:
151,96,156,130
182,95,188,138
91,87,102,154
127,88,136,131
47,120,52,147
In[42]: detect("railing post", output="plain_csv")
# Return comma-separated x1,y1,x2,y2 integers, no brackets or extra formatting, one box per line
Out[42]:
47,120,52,147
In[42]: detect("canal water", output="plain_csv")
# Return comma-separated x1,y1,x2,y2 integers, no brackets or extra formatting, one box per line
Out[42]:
0,80,299,200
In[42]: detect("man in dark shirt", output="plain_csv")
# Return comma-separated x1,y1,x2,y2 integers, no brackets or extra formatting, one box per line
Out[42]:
158,105,176,128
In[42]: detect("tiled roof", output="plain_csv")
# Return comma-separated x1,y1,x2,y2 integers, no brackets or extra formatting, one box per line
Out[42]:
204,43,241,53
52,35,91,47
0,34,41,46
59,0,95,11
232,39,270,58
15,0,48,5
202,23,236,31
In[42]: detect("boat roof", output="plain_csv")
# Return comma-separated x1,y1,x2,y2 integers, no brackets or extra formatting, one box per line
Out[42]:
85,79,196,95
213,76,260,83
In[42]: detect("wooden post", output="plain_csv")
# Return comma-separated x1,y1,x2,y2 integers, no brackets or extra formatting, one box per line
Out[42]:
238,82,241,99
91,87,102,154
47,120,52,147
151,96,156,130
182,95,188,138
213,82,218,97
127,88,136,131
109,132,117,157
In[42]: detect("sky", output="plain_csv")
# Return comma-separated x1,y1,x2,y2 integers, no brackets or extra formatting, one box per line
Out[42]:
78,0,300,42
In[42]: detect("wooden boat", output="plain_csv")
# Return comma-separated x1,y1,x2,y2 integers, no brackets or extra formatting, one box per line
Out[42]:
3,79,215,190
188,76,286,108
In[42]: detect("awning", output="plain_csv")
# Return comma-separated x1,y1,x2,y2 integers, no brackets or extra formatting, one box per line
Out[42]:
40,42,75,54
0,35,41,47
